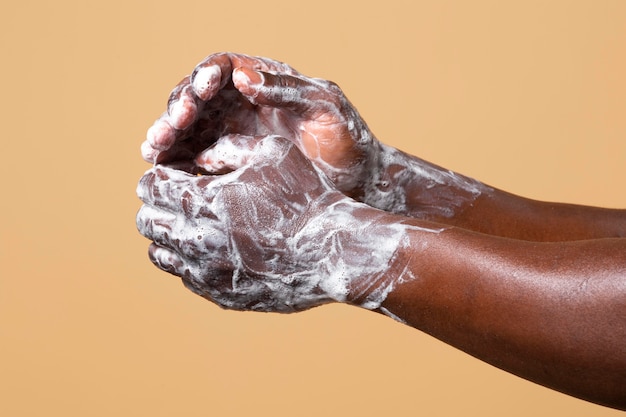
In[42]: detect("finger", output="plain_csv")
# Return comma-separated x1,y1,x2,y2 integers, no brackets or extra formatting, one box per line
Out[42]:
191,53,232,101
139,201,225,261
137,166,197,212
232,67,337,119
137,204,195,254
167,76,199,130
195,134,293,174
195,134,258,174
148,243,187,278
141,139,160,163
137,165,223,223
191,52,300,101
228,53,300,75
146,114,177,152
136,204,178,243
146,77,201,160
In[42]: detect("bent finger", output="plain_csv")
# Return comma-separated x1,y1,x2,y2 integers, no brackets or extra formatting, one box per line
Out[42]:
139,203,225,261
232,67,339,119
191,52,301,101
136,204,178,243
191,53,233,101
137,165,225,222
228,53,300,75
167,76,200,130
148,243,187,278
137,166,197,212
146,75,203,159
146,114,177,153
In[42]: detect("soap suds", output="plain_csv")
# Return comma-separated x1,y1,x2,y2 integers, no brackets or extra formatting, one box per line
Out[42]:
137,136,438,313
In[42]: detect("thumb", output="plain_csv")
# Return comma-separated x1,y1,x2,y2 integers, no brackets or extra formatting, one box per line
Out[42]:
195,134,294,174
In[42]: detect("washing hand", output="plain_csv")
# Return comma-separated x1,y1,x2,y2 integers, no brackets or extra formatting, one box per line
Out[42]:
141,52,381,199
137,134,410,312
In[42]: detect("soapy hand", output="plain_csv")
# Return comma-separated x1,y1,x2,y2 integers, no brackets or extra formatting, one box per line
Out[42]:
141,52,380,199
137,135,408,312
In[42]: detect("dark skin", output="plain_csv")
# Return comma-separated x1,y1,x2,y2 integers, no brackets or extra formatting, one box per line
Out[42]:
378,227,626,409
442,186,626,241
138,52,626,410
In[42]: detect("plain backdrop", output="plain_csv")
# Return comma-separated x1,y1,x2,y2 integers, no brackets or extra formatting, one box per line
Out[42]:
1,1,625,416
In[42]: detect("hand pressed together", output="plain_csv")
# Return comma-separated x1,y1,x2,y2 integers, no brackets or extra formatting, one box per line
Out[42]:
137,134,409,312
136,52,626,410
138,52,416,313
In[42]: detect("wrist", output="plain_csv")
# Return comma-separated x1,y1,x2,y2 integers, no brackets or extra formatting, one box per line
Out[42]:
361,142,413,214
362,142,489,220
303,194,431,310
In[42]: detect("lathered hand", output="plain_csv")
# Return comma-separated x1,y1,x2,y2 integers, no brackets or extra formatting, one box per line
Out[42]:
137,135,410,312
142,52,380,199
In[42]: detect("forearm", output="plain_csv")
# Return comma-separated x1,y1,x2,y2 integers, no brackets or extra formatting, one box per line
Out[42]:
369,223,626,409
454,188,626,241
364,142,626,241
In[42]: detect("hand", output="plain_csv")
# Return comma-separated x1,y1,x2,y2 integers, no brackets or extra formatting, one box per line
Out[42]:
141,52,381,199
137,135,409,312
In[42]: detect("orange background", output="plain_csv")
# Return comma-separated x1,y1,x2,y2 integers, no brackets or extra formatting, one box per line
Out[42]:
1,1,625,416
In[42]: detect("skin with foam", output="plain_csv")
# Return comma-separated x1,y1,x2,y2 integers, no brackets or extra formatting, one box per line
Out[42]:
137,52,626,409
137,135,438,312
